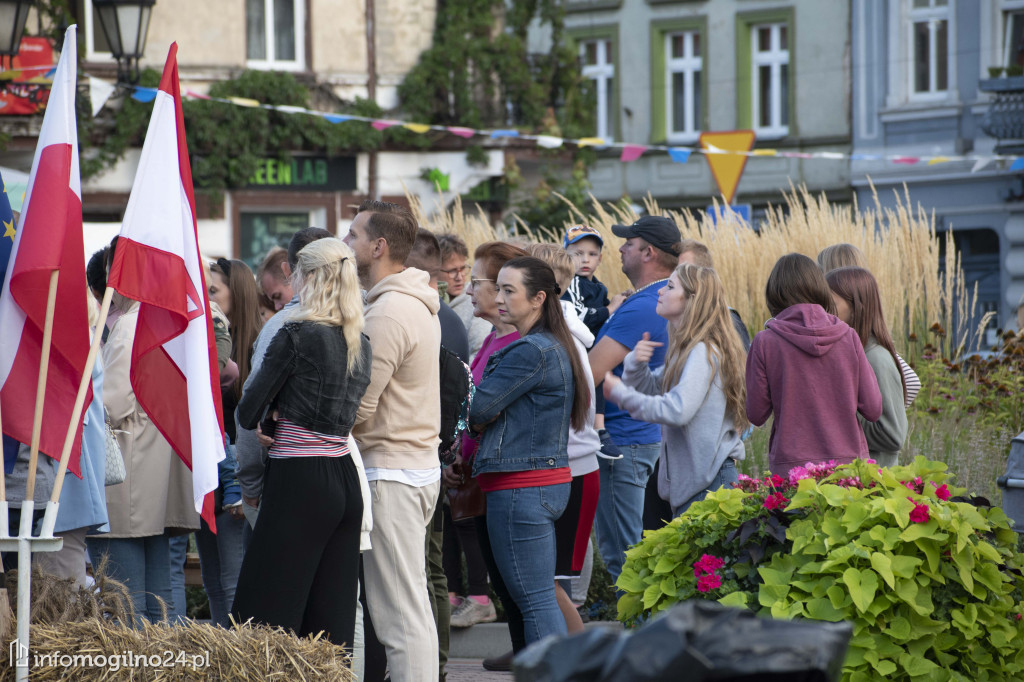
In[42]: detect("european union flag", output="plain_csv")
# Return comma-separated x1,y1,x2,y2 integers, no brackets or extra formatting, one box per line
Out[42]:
0,170,19,474
0,169,13,284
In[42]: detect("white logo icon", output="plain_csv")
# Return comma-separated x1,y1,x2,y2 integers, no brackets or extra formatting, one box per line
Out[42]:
8,639,27,667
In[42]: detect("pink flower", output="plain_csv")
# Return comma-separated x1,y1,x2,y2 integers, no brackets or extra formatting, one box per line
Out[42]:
908,499,930,524
865,458,876,464
770,475,785,487
762,492,789,510
935,484,951,501
787,466,809,486
696,573,722,593
693,554,725,576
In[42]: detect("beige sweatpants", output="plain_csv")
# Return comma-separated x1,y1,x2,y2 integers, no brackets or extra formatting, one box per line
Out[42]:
362,478,440,682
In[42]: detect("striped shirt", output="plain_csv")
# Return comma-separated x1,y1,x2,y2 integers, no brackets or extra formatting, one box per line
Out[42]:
896,353,922,407
269,418,350,459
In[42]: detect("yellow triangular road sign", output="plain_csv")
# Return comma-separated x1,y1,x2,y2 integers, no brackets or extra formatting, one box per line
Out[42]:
699,130,756,205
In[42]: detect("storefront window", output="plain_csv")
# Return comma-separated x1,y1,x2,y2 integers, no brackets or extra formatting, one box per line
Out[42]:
239,211,311,270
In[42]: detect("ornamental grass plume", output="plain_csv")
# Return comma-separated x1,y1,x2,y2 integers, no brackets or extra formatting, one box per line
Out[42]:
411,183,983,360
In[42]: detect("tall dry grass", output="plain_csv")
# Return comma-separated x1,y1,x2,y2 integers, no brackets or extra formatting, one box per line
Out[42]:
413,184,984,359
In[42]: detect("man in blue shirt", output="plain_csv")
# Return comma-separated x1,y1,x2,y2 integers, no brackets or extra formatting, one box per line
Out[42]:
588,216,681,580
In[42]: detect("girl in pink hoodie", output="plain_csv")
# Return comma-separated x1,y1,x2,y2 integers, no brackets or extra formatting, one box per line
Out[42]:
745,254,882,476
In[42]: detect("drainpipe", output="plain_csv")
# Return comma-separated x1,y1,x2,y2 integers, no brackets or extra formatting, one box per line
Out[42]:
366,0,379,200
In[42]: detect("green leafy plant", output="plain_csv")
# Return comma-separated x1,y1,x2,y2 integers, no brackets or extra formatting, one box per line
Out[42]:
618,457,1024,681
909,330,1024,435
77,69,427,188
398,0,592,138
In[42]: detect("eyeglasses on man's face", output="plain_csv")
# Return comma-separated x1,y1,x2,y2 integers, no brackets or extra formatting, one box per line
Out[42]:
441,264,471,278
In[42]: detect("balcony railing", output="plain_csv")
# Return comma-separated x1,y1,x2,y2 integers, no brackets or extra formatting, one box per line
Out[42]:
980,77,1024,147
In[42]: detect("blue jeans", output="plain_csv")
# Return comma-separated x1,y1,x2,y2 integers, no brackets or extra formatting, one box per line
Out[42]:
86,534,173,625
594,442,660,580
486,483,570,646
672,459,739,518
168,534,188,621
196,512,246,627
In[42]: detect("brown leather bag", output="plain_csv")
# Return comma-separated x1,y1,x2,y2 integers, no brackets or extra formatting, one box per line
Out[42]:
447,477,485,521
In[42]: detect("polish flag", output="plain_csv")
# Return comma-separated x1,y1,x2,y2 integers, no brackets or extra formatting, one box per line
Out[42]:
106,43,224,530
0,26,89,477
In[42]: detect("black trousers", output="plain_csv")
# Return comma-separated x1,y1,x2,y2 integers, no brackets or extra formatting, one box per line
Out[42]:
231,455,362,649
643,458,673,532
442,506,491,596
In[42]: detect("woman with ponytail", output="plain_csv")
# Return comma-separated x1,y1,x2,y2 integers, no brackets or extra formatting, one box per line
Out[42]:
826,267,908,467
604,263,748,517
469,256,591,646
232,238,372,652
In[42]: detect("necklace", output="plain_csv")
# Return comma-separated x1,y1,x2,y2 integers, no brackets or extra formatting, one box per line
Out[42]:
633,278,668,295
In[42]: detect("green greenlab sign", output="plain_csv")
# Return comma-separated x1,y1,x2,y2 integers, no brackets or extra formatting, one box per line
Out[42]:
247,156,356,191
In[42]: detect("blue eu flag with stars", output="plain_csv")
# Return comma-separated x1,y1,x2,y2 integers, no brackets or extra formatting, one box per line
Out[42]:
0,170,20,474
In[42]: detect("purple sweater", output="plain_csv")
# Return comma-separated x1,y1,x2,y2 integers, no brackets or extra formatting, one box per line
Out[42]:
745,304,882,476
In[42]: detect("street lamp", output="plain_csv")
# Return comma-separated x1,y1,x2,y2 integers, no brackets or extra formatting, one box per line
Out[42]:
92,0,156,83
0,0,33,69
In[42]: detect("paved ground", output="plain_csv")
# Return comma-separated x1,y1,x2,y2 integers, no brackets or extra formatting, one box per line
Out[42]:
446,658,514,681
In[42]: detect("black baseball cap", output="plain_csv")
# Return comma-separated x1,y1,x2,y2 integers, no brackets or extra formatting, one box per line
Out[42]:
611,216,681,255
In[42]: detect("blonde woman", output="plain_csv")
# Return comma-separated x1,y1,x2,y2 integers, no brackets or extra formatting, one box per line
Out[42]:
603,264,748,517
232,238,372,651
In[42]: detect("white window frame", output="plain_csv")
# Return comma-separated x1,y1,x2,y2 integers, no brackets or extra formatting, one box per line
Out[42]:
908,0,951,100
81,0,114,63
751,22,789,139
246,0,305,72
666,30,702,143
1002,2,1024,67
580,39,615,142
886,0,959,108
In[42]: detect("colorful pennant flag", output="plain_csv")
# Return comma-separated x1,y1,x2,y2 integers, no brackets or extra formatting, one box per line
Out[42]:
668,148,691,163
620,145,647,162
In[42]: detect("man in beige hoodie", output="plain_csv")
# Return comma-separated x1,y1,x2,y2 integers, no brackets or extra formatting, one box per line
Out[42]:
345,200,442,682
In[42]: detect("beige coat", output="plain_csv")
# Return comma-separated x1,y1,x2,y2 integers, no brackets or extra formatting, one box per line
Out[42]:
101,303,200,537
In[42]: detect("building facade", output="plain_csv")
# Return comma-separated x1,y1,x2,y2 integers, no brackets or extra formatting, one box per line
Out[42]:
544,0,852,218
0,0,505,265
851,0,1023,339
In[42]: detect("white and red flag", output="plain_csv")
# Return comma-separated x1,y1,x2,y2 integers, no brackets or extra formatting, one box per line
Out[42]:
107,43,224,530
0,26,90,477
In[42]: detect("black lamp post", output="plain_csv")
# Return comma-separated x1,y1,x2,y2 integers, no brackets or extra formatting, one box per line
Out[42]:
0,0,33,69
92,0,156,83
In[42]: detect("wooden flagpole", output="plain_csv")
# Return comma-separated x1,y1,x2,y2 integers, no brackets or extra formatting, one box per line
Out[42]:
24,269,59,503
49,287,113,505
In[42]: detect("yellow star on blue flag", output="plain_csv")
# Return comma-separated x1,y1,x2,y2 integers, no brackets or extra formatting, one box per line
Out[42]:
0,170,15,281
0,169,17,474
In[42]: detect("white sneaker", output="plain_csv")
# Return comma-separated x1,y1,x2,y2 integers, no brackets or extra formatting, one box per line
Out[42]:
450,597,497,628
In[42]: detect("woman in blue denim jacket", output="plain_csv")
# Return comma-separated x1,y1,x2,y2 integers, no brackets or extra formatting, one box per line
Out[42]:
469,256,591,646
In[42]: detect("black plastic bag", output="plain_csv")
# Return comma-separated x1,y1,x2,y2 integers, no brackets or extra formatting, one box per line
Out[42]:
513,600,852,682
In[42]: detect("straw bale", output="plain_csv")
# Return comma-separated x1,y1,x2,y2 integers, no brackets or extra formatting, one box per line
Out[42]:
0,568,353,680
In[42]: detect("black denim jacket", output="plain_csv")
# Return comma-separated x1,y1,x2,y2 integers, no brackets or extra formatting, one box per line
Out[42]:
237,321,373,437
